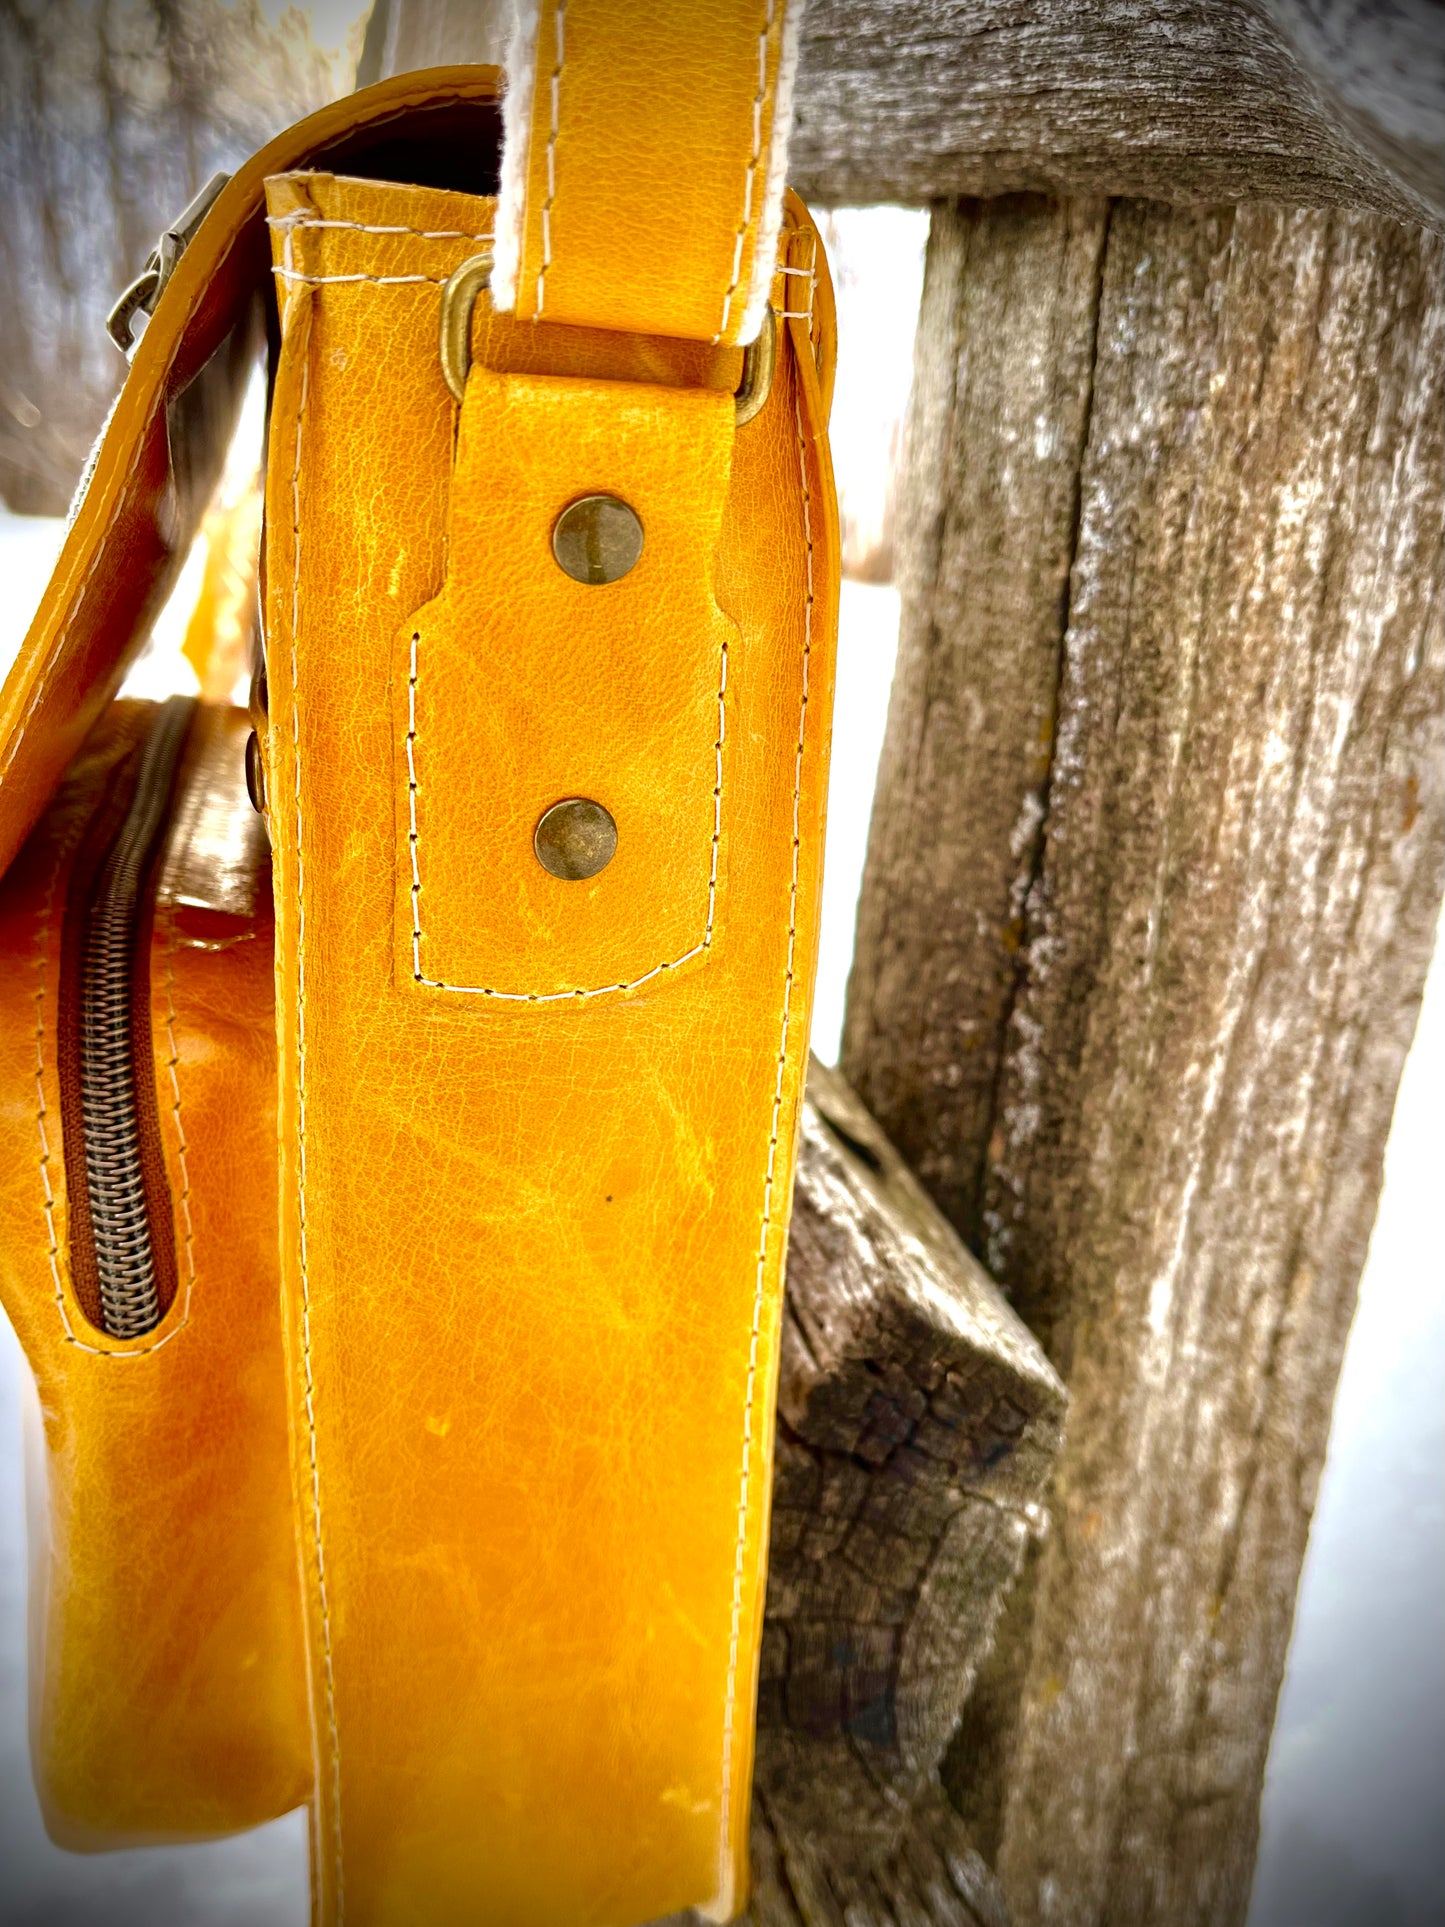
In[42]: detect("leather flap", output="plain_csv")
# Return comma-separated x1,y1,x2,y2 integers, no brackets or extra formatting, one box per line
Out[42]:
0,69,504,887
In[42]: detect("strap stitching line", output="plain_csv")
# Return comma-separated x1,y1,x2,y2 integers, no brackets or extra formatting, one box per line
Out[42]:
717,357,812,1886
273,238,802,303
286,308,345,1921
272,268,465,286
267,218,494,241
716,2,776,344
160,905,197,1312
405,619,728,1000
535,0,565,317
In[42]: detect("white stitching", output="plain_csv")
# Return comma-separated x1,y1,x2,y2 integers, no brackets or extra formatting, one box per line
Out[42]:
161,906,196,1312
287,334,345,1922
273,247,794,298
716,357,813,1892
716,2,775,344
775,230,818,329
35,839,68,1333
535,0,565,317
271,268,464,286
267,217,494,241
406,618,728,1000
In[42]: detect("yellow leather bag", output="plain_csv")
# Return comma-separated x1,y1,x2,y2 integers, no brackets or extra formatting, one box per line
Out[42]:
0,15,837,1924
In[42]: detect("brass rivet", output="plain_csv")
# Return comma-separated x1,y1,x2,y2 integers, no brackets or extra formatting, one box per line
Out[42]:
552,495,644,585
534,798,618,881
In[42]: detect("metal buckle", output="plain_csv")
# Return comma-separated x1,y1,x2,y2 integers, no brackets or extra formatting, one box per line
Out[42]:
437,253,777,425
106,172,231,356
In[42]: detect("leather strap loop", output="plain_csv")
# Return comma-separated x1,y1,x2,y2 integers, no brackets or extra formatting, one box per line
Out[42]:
492,0,803,344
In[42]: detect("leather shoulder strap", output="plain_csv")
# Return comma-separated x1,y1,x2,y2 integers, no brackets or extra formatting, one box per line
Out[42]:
491,0,803,344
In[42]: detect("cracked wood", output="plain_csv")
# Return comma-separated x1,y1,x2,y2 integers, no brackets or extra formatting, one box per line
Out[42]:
844,196,1444,1927
792,0,1444,227
661,1059,1065,1927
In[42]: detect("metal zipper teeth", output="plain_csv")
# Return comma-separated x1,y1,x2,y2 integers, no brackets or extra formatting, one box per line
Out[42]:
79,696,195,1340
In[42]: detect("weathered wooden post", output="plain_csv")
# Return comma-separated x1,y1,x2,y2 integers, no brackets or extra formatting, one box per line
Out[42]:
843,190,1442,1927
0,0,342,514
796,7,1442,1926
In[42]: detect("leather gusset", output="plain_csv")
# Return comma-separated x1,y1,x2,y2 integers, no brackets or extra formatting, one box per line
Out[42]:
0,701,309,1845
261,169,838,1925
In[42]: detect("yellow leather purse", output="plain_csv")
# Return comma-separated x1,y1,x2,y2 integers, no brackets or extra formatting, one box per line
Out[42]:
0,12,838,1924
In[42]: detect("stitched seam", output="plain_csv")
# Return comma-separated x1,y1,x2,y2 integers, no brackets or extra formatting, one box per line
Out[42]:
273,240,800,299
33,809,195,1360
717,364,813,1890
267,218,495,241
535,0,565,317
406,621,728,1000
161,907,196,1307
716,1,776,343
776,231,818,330
272,269,467,286
0,84,482,796
287,332,345,1921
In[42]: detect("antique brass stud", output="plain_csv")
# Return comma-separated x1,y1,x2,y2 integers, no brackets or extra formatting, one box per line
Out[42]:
534,798,618,880
551,496,644,585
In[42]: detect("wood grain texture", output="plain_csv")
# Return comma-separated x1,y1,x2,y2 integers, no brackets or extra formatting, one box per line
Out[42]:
356,0,509,85
841,196,1110,1247
11,0,1440,514
0,0,341,515
762,1063,1064,1841
660,1059,1065,1926
791,0,1444,227
844,196,1445,1927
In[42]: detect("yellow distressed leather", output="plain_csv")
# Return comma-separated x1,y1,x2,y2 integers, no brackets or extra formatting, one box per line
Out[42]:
400,366,735,998
261,167,836,1924
0,56,839,1924
0,703,310,1844
496,0,801,344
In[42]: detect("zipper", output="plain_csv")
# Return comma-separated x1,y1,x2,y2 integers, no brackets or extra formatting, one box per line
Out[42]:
62,697,197,1340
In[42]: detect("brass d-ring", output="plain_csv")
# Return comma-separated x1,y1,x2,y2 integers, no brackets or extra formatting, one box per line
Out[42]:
733,308,777,428
439,252,494,405
438,251,778,427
